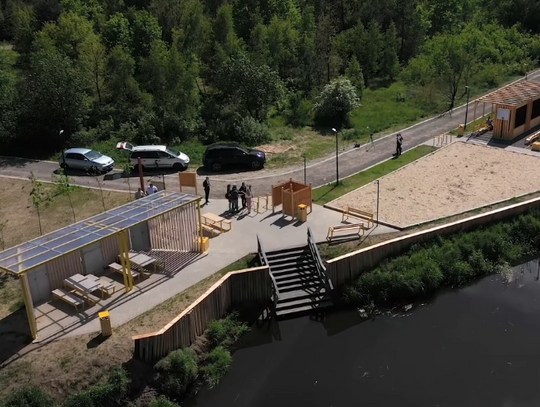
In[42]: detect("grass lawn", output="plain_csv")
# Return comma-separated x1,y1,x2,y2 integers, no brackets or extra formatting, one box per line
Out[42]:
312,145,437,205
450,113,492,135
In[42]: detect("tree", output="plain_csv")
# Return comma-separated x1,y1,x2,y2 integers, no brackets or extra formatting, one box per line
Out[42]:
361,22,382,86
345,56,364,98
102,12,132,50
130,10,162,60
10,2,37,55
314,77,359,125
29,172,51,235
216,53,284,122
379,22,400,81
0,48,18,145
53,169,76,222
266,16,299,80
78,35,107,104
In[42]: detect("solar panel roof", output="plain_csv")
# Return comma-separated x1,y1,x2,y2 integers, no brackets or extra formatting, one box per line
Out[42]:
0,190,199,274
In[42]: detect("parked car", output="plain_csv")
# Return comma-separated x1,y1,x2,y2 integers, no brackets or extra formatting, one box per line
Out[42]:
116,142,190,171
58,148,115,173
202,143,266,172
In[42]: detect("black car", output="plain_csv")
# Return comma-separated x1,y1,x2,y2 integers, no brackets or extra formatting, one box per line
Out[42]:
202,143,266,172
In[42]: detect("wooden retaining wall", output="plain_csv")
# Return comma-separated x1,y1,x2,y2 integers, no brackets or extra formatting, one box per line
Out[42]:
132,266,271,364
326,196,540,287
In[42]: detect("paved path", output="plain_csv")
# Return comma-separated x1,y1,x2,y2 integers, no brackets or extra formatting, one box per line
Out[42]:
1,71,539,199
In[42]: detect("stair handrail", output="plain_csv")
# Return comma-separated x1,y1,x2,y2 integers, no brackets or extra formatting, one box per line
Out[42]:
307,227,334,291
257,234,280,311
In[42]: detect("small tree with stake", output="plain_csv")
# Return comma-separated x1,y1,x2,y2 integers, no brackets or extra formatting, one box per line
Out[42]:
53,169,76,222
29,172,51,235
121,155,133,199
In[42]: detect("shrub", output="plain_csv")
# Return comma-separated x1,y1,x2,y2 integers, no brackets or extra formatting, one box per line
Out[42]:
285,92,314,127
314,77,359,126
154,347,199,398
201,346,232,387
230,116,271,146
149,396,180,407
206,312,249,349
2,386,55,407
63,366,129,407
343,210,540,308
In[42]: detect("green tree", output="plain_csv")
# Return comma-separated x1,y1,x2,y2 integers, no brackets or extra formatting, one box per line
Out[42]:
10,2,37,55
0,48,18,145
131,9,162,60
29,172,51,235
102,12,132,50
53,169,76,222
314,77,359,125
78,35,108,104
266,16,299,79
379,22,400,81
173,0,212,59
297,6,317,91
345,56,365,98
361,22,382,86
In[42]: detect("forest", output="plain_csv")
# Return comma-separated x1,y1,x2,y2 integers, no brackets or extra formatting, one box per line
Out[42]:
1,0,540,161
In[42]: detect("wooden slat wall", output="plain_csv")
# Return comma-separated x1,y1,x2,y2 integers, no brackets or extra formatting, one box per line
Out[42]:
101,235,122,266
132,266,271,364
326,195,540,287
47,251,84,290
148,202,199,253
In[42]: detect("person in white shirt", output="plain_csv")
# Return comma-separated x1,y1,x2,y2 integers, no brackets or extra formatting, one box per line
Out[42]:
146,182,158,195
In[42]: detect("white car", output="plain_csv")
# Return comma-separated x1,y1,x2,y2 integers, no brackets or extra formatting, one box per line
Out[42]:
116,142,190,172
58,148,115,173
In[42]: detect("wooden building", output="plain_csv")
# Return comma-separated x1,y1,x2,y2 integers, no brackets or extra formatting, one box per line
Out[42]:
474,80,540,140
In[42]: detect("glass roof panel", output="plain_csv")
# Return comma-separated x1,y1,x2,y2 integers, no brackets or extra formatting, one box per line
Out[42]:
0,190,199,274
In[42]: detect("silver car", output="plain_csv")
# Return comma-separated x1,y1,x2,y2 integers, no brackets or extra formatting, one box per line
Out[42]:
58,148,115,173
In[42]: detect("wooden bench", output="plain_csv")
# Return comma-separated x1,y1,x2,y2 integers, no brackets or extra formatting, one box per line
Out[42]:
92,276,117,298
52,288,85,311
84,292,101,306
201,224,221,237
108,262,141,281
342,207,374,228
327,223,365,242
526,131,540,145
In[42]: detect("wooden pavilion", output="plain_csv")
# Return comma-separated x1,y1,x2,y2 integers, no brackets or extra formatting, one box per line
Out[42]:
473,80,540,140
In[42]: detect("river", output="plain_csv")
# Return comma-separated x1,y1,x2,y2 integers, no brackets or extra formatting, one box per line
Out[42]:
187,260,540,407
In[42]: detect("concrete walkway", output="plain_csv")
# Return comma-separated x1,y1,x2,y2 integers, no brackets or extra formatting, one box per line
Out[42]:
36,201,395,340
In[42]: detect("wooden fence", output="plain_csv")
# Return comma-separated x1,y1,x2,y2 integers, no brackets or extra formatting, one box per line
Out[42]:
326,195,540,287
132,266,271,364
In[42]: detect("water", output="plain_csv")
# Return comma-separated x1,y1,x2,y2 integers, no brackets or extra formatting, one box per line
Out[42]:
187,261,540,407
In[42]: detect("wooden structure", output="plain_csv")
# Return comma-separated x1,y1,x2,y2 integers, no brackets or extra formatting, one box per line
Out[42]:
271,178,312,218
474,80,540,140
0,191,203,340
341,206,374,228
178,172,198,194
326,223,365,242
132,266,271,363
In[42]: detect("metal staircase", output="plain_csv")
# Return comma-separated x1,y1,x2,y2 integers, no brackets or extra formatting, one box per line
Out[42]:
257,227,334,319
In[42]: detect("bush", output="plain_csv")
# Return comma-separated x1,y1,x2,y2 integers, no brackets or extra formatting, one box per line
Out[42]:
344,210,540,308
206,312,249,349
64,366,129,407
201,346,232,387
314,77,359,126
285,92,314,127
149,396,180,407
154,347,199,398
230,116,271,146
2,386,55,407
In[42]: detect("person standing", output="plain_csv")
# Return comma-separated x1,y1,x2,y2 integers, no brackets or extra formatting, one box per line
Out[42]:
231,185,239,212
226,184,232,211
239,182,247,209
203,177,210,205
146,182,158,195
245,185,253,214
135,187,145,199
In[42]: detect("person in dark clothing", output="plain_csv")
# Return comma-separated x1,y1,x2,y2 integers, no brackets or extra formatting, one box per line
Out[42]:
231,185,239,212
226,184,232,211
239,182,247,209
203,177,210,204
396,133,403,157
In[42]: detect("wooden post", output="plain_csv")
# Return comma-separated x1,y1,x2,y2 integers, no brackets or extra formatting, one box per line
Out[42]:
138,157,144,191
281,187,284,217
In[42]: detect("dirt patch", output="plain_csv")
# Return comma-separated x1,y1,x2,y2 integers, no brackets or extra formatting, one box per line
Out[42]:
329,142,540,228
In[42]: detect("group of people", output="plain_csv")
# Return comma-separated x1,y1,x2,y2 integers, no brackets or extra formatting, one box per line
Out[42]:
226,183,253,214
135,182,158,199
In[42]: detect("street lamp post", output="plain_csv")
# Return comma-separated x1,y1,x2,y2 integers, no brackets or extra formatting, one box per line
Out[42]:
464,86,470,130
302,153,307,185
375,180,380,227
59,130,66,167
332,128,339,185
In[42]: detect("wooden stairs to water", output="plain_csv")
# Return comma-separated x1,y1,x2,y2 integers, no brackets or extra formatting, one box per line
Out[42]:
258,229,334,319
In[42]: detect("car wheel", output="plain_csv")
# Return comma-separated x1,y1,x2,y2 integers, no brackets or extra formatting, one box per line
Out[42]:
251,160,262,170
60,162,68,169
173,163,185,171
211,162,222,172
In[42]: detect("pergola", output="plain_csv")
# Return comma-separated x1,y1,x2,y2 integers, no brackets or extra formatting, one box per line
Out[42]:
0,190,202,339
474,80,540,139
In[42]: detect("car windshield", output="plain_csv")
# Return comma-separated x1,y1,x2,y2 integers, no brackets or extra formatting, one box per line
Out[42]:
166,147,181,157
85,150,102,160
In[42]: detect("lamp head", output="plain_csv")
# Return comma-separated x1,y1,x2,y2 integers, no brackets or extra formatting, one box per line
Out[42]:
331,128,337,133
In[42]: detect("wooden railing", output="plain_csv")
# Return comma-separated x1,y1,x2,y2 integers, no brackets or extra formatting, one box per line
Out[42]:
307,226,334,292
257,234,279,315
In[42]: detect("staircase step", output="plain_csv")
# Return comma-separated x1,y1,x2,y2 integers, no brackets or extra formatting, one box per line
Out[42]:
266,245,309,259
271,266,317,277
278,287,326,301
278,280,321,292
276,299,334,317
267,256,314,267
269,260,316,271
275,271,318,283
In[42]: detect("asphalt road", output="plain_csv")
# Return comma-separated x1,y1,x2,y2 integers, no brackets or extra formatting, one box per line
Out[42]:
1,70,539,199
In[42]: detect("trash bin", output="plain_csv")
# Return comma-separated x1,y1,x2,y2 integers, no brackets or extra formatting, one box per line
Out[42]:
98,310,112,337
457,124,465,137
297,204,307,222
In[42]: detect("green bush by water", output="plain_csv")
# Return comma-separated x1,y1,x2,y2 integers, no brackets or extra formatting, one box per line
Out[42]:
344,210,540,307
148,395,180,407
154,348,199,399
206,312,249,349
201,346,233,388
1,386,56,407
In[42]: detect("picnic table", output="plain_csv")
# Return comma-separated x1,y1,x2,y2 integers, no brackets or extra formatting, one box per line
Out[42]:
63,274,101,305
129,252,157,273
201,212,232,232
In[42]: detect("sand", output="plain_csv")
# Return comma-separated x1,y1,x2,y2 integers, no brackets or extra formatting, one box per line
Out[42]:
329,141,540,228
